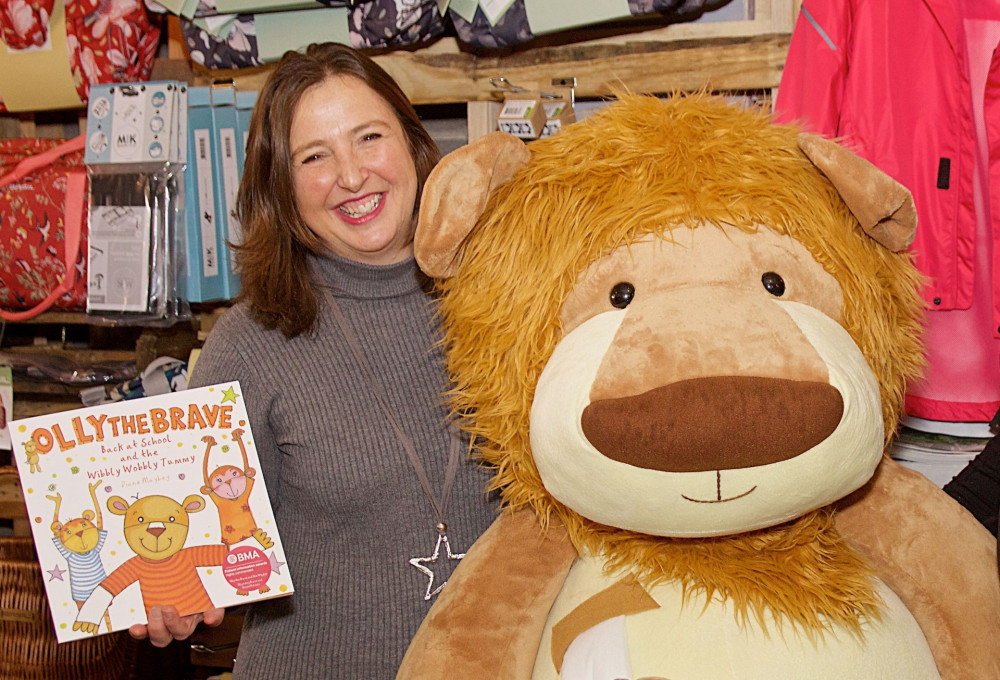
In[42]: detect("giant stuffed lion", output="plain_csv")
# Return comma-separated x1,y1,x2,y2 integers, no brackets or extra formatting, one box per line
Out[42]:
398,93,1000,680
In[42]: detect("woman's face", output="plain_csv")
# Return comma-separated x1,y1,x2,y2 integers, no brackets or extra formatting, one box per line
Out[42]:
288,75,419,265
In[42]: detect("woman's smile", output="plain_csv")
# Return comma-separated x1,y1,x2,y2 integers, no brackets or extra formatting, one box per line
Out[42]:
336,192,385,222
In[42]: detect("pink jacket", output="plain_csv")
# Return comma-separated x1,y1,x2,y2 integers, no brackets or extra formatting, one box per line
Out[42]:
774,0,1000,327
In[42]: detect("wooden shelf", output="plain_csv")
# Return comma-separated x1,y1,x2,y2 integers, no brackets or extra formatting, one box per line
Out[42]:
1,1,799,119
3,311,91,325
193,0,796,104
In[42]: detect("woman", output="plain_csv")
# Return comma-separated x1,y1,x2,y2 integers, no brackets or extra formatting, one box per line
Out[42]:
131,43,498,678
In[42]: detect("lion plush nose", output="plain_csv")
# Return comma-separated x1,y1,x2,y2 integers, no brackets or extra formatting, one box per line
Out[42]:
581,376,844,472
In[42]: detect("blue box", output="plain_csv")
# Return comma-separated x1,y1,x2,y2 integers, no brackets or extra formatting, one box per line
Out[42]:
209,82,242,299
184,86,227,302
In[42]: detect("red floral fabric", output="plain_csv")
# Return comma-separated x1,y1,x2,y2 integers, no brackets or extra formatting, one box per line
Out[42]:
0,0,54,48
0,138,88,312
64,0,161,104
0,0,160,112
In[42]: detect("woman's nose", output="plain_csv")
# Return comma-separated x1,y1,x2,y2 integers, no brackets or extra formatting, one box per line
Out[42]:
338,152,366,192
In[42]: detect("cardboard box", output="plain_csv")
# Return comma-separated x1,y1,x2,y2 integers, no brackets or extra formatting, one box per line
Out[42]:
541,96,577,137
496,95,548,140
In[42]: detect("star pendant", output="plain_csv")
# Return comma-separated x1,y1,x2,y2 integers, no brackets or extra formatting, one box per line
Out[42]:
409,533,465,601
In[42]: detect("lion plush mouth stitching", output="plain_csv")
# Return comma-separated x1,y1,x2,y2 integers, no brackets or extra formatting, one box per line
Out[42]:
680,471,758,504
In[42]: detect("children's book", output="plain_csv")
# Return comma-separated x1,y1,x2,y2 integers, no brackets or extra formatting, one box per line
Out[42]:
9,382,293,643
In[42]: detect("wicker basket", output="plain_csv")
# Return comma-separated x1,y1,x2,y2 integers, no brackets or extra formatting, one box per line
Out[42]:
0,536,138,680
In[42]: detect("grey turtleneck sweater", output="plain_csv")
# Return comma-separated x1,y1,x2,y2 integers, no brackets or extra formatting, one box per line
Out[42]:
189,253,498,679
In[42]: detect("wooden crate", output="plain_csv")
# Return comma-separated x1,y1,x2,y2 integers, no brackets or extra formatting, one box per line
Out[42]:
0,536,139,680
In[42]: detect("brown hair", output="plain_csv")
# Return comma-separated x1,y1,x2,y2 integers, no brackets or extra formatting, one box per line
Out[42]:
234,42,440,338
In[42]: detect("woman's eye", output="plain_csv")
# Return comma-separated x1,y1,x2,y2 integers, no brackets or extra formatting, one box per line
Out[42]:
761,272,786,296
609,282,635,309
362,132,382,142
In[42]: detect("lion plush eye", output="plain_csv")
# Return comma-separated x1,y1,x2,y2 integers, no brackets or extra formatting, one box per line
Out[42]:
761,272,785,297
609,282,635,309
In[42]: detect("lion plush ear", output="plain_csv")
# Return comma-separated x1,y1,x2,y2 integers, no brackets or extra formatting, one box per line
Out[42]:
797,133,917,252
415,131,531,278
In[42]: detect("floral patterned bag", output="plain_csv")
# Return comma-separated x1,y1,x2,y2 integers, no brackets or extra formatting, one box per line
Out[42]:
0,0,55,49
0,136,88,320
63,0,161,104
0,0,160,112
172,0,445,69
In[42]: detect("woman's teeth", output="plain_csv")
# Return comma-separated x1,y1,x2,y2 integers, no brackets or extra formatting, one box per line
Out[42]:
339,193,382,218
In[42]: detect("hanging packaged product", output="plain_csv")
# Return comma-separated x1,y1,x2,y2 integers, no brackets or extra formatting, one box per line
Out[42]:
83,81,190,325
495,93,548,140
540,90,576,138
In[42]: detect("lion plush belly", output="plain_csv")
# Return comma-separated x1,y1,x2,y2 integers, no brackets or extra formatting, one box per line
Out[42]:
531,555,940,680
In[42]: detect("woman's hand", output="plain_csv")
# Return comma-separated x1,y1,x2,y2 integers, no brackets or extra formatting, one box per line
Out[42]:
129,606,225,648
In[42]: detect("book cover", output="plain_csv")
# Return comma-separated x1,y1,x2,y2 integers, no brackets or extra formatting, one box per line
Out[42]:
9,382,293,643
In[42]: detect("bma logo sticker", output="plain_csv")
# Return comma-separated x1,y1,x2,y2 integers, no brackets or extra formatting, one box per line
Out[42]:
114,126,141,160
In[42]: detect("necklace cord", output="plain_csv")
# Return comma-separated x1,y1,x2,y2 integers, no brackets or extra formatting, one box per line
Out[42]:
322,288,460,527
